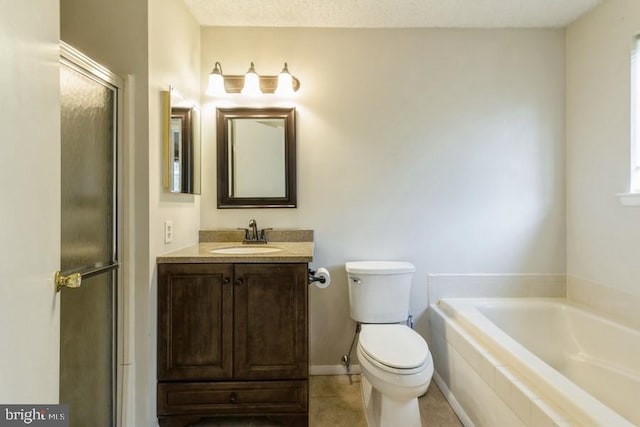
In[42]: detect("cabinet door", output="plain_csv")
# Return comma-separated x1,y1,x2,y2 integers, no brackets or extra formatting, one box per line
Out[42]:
158,263,233,381
234,264,308,380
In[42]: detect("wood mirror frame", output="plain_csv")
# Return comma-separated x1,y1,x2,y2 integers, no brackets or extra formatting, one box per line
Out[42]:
162,89,201,194
216,107,297,208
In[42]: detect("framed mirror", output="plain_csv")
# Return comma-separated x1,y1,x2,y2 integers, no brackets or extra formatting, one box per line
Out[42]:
216,107,296,208
162,89,201,194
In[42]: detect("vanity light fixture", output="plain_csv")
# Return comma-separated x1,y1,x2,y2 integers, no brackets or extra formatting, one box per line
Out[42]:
206,61,300,96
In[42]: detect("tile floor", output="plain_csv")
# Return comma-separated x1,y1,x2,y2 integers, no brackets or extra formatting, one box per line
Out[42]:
194,375,462,426
310,375,462,427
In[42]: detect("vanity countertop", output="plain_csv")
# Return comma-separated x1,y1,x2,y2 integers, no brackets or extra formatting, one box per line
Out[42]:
157,229,314,264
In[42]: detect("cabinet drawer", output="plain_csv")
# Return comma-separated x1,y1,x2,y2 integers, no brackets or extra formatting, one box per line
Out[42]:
157,381,308,416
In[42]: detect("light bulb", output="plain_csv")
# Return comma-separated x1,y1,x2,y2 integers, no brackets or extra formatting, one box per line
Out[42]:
275,62,295,96
206,62,226,96
241,62,262,96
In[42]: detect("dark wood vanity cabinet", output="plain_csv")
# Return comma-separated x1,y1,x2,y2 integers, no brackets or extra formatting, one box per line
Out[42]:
157,262,309,427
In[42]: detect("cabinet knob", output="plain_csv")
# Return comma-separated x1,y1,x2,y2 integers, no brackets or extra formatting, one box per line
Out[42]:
223,277,231,285
229,392,239,404
235,277,244,286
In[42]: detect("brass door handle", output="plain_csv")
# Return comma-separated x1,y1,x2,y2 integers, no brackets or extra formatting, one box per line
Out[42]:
55,271,82,292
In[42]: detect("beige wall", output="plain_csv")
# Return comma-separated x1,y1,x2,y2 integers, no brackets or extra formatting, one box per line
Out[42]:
148,0,202,422
149,0,202,253
0,0,61,403
200,27,567,366
566,0,640,321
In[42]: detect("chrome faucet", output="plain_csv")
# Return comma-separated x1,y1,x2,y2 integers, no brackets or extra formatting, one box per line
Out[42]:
249,219,259,241
243,219,269,244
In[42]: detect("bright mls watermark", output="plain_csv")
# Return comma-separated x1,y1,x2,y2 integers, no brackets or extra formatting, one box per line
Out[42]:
0,406,68,426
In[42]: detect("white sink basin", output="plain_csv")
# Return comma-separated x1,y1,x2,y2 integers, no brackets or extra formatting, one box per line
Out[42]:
210,246,282,255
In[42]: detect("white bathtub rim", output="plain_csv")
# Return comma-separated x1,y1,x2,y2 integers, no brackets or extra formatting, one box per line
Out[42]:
436,298,635,427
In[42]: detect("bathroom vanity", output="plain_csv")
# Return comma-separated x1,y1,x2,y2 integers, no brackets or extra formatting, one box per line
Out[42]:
156,230,313,427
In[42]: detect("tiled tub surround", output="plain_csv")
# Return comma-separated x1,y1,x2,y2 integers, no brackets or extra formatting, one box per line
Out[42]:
568,275,640,330
431,298,638,426
427,274,567,304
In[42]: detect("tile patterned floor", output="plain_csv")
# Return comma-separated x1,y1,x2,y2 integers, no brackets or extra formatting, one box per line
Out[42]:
309,374,366,427
194,375,462,427
310,375,462,427
417,380,464,427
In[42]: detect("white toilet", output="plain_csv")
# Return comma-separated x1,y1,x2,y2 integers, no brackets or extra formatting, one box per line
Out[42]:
346,261,433,427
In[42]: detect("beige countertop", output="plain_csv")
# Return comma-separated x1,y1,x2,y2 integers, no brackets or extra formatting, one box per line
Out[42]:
157,229,314,263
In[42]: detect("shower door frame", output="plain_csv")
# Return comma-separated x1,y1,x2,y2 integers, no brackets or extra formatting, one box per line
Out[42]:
59,41,126,426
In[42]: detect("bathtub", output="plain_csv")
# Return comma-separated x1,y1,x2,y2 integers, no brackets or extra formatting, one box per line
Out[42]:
430,298,639,426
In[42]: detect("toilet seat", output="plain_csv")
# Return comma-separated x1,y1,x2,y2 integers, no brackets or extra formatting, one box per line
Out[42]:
359,324,430,375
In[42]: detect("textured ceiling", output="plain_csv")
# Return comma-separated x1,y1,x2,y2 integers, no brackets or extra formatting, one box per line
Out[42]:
183,0,602,28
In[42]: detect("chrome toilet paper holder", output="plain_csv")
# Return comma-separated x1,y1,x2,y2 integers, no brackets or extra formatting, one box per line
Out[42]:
308,269,327,285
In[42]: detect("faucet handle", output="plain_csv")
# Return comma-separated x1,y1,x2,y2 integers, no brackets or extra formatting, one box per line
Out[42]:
237,227,250,240
260,228,272,242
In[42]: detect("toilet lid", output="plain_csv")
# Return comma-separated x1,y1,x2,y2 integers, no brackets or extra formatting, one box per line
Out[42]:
359,324,429,370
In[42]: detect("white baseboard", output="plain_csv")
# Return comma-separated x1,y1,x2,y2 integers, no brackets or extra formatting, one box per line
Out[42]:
433,371,475,427
310,364,361,375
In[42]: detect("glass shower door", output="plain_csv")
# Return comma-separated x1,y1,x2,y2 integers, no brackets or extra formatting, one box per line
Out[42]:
59,44,120,427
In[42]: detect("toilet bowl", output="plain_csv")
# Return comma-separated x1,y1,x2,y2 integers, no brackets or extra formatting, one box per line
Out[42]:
356,324,433,427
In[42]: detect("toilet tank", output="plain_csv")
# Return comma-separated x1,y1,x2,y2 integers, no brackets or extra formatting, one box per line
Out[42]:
346,261,415,323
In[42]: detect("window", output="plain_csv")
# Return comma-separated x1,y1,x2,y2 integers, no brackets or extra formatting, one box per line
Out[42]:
631,37,640,190
619,36,640,205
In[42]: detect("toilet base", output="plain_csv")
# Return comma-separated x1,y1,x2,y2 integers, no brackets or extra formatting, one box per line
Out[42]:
361,375,422,427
